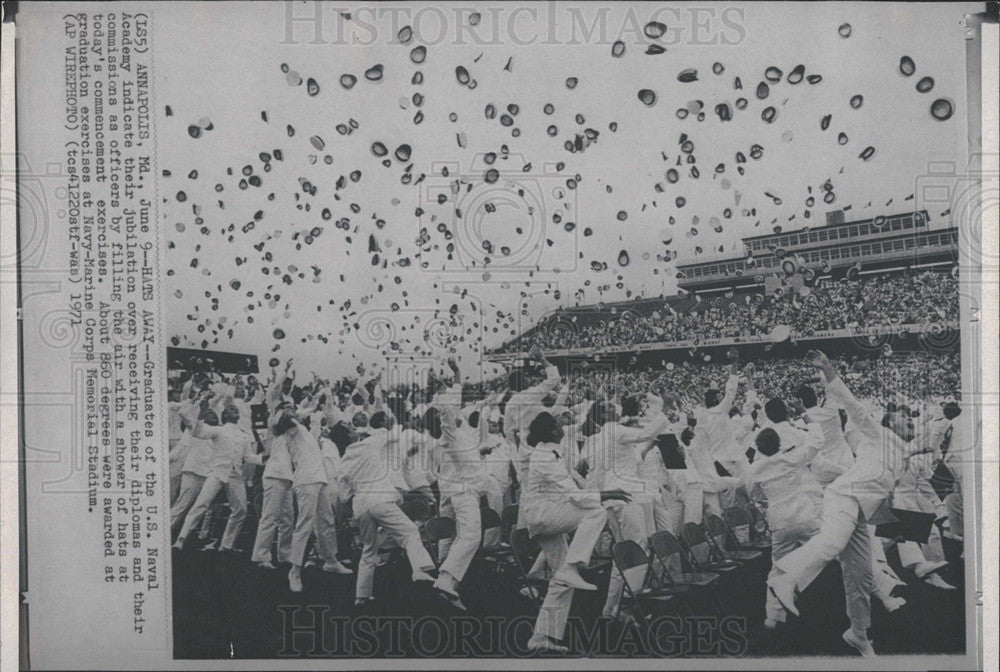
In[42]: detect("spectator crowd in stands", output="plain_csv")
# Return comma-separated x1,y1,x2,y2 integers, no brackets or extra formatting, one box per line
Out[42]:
493,271,959,354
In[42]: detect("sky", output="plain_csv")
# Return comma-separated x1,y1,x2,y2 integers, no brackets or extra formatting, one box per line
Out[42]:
159,1,975,381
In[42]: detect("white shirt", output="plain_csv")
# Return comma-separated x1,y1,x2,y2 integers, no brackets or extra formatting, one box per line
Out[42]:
692,374,740,462
168,403,186,442
803,403,855,485
396,427,431,490
637,438,669,499
606,413,671,496
340,429,402,517
765,421,822,462
824,377,920,520
231,398,254,435
435,384,488,494
193,422,262,481
894,416,950,513
261,430,294,481
181,436,214,477
521,441,601,529
320,436,343,483
579,428,610,492
480,433,516,488
502,365,561,446
745,442,823,530
284,423,328,488
169,429,192,475
942,417,964,487
583,413,670,497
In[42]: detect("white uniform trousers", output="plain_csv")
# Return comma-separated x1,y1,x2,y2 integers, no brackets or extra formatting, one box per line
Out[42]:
649,494,685,535
197,501,217,539
773,490,873,635
483,481,506,549
765,520,821,622
290,482,339,567
528,502,608,642
168,438,186,506
355,501,437,599
176,474,248,550
251,477,294,564
170,472,207,533
897,527,946,567
868,526,906,597
671,487,710,526
702,490,723,521
601,500,651,618
438,490,482,584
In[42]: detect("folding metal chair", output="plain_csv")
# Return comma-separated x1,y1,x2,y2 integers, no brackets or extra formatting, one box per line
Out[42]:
648,530,727,614
501,504,520,539
480,507,504,540
747,502,773,546
611,540,677,622
681,522,740,573
424,516,456,569
509,528,547,606
722,506,771,551
705,514,764,563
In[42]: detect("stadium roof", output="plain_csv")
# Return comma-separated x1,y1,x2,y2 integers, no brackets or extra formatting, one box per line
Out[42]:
739,208,930,244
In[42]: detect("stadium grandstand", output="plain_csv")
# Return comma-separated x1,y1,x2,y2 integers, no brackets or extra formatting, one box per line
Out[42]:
488,209,960,403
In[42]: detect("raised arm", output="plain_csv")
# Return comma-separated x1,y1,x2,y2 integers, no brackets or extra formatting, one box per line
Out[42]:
191,413,220,441
522,347,561,399
808,350,879,436
620,395,673,444
717,372,741,414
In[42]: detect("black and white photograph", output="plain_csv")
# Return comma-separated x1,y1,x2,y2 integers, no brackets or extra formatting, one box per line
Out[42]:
5,1,998,669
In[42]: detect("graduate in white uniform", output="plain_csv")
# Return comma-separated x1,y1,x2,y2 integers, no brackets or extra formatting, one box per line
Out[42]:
270,409,352,593
170,391,221,534
338,412,436,604
746,426,824,628
249,371,299,569
656,431,702,535
167,385,197,505
428,358,489,610
502,347,562,462
689,364,745,520
636,400,685,534
397,414,436,510
249,427,295,569
318,422,353,564
769,350,922,656
520,412,629,652
173,402,264,551
797,383,855,486
796,382,908,611
230,384,255,435
891,404,954,588
938,403,964,545
476,409,516,548
576,394,671,621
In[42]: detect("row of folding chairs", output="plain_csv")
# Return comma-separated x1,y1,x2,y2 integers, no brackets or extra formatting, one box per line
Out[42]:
415,503,519,571
505,507,773,617
722,503,772,550
612,512,773,622
391,499,774,618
